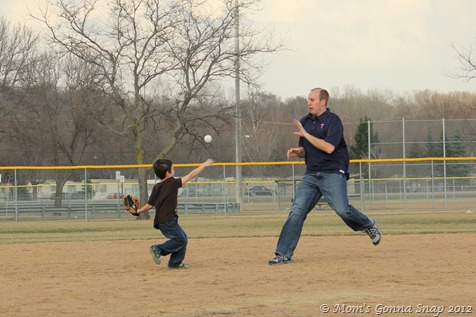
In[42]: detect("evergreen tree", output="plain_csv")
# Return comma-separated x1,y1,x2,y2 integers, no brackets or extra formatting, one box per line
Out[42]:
349,117,382,179
446,131,470,179
408,138,421,158
349,116,381,159
17,182,32,201
426,130,470,179
81,179,96,199
424,129,441,157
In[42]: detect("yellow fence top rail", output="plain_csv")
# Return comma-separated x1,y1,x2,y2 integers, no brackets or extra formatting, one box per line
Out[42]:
0,157,475,170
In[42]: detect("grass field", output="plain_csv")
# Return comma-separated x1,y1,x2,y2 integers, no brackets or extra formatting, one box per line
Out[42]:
1,209,475,244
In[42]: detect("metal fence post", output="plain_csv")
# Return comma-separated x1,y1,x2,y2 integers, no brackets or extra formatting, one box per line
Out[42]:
84,168,89,222
431,160,435,213
14,169,19,222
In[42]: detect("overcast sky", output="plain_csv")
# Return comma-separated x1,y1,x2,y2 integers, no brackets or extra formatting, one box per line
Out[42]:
2,0,476,99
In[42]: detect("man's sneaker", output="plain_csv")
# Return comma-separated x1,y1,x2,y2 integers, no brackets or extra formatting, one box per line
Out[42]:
168,263,190,269
364,220,382,246
149,245,161,265
268,254,294,265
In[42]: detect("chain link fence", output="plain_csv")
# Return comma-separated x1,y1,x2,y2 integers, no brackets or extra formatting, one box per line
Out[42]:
1,157,475,221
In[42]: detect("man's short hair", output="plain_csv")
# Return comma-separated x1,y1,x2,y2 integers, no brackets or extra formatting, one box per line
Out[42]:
311,87,329,104
153,159,172,180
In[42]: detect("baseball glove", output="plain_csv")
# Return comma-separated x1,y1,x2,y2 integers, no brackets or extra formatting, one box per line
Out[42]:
123,194,141,216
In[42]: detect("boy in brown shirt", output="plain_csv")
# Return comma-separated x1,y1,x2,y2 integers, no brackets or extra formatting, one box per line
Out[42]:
135,158,214,269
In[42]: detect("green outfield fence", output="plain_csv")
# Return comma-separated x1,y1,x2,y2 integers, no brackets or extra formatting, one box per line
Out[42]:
1,157,475,221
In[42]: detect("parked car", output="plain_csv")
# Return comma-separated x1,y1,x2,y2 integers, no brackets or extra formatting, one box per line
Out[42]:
107,193,124,199
49,192,71,200
71,192,86,199
17,192,32,200
245,185,276,197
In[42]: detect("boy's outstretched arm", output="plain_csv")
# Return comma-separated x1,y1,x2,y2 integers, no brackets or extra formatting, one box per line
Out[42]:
181,159,214,185
135,203,154,215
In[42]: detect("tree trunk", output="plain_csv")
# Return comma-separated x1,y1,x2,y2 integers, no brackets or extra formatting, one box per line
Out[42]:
137,167,150,220
53,180,67,208
135,132,151,220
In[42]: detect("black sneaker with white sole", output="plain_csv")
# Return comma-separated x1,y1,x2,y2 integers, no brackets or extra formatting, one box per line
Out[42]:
364,220,382,246
168,263,190,269
268,254,295,265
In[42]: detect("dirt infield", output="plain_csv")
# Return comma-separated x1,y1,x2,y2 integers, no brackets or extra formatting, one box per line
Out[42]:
1,233,475,317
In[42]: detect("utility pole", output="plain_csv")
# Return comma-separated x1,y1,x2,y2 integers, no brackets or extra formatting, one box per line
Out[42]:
234,0,242,205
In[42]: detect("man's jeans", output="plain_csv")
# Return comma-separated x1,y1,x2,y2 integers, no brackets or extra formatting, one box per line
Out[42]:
275,172,373,258
155,217,188,267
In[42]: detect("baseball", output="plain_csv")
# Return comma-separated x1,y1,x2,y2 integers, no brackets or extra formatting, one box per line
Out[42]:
204,135,212,143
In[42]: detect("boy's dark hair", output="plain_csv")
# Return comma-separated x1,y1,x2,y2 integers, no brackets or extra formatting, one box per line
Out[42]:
153,159,173,180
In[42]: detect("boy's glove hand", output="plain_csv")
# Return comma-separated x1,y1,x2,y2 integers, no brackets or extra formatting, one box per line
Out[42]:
123,195,141,216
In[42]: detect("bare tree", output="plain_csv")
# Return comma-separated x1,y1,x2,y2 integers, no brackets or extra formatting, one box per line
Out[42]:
0,17,39,90
452,41,476,83
242,91,282,160
0,17,39,161
32,0,284,215
12,54,105,206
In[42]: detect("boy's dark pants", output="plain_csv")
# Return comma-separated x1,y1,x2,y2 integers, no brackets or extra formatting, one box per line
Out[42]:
155,217,188,267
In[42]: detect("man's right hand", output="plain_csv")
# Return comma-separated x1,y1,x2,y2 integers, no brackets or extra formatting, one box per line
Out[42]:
287,147,304,160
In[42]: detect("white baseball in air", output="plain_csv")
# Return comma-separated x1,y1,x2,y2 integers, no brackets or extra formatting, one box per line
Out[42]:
204,135,212,143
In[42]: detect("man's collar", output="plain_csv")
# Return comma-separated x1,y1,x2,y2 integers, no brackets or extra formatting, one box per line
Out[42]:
307,108,329,120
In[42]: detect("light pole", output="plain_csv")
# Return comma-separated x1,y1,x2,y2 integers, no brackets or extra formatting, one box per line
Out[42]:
234,0,242,205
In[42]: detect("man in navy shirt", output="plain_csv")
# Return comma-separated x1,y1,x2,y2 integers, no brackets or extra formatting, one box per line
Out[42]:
269,88,381,265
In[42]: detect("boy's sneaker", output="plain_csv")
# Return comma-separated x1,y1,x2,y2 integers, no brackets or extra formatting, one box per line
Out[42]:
168,263,190,270
364,220,382,246
149,245,161,265
268,254,294,265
